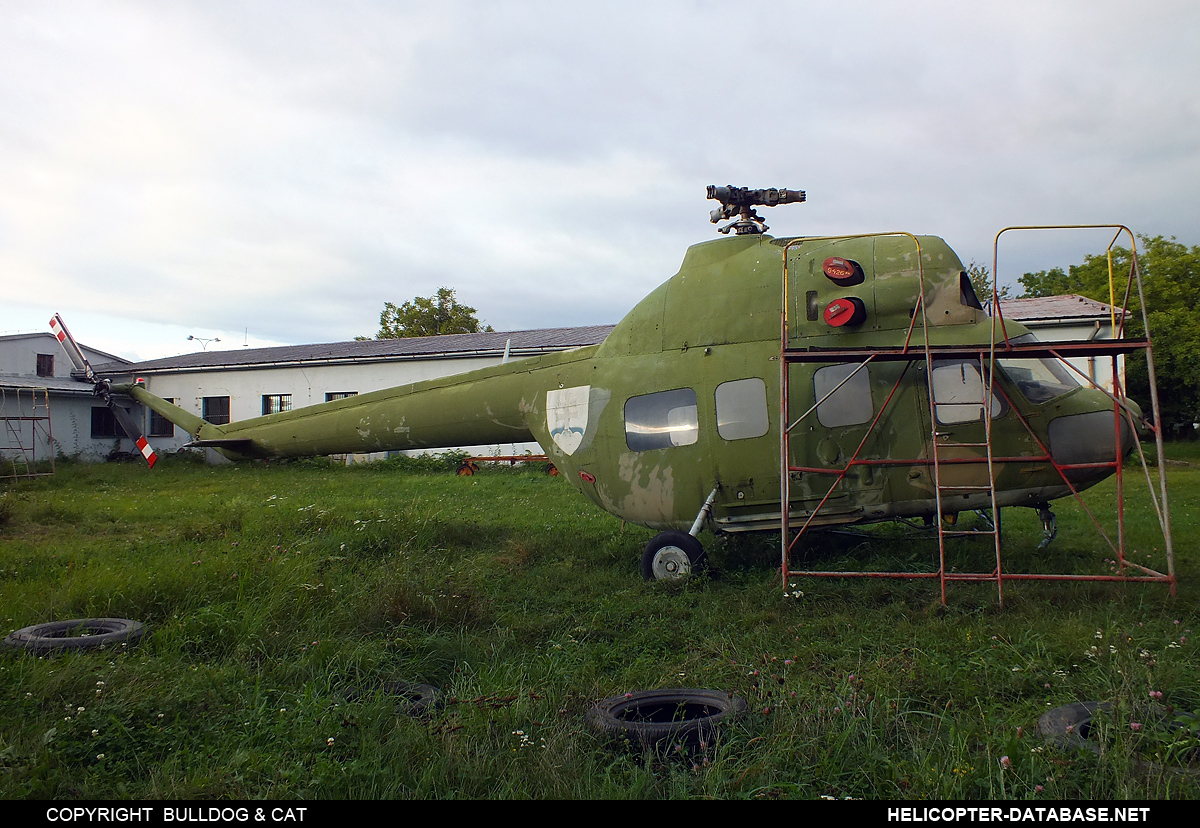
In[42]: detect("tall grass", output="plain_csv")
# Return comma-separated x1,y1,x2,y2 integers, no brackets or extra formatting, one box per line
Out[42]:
0,450,1195,799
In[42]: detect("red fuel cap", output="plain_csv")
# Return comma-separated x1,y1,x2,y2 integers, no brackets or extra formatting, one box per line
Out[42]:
823,296,867,327
822,256,864,286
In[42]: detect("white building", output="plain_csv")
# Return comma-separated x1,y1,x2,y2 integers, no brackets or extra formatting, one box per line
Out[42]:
0,332,132,469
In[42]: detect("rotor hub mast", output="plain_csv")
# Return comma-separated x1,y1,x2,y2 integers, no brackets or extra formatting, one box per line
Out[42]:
706,185,805,235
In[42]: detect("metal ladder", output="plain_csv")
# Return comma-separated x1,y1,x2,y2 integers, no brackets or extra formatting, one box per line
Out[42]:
923,352,1005,605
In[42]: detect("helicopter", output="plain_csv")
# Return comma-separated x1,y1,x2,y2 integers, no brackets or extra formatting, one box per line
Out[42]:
55,186,1139,582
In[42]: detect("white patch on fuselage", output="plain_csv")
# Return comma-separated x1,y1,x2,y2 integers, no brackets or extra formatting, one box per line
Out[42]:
612,451,676,526
547,386,589,455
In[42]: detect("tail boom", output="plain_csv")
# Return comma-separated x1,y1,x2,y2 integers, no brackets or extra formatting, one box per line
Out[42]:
115,348,594,460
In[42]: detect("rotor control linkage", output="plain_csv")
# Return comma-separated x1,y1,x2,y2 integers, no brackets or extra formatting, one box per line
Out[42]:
706,185,806,235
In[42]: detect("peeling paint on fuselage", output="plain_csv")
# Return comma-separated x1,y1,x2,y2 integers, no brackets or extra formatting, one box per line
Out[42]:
601,451,678,528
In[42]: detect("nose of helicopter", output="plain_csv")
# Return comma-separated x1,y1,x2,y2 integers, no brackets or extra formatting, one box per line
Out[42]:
1047,391,1137,484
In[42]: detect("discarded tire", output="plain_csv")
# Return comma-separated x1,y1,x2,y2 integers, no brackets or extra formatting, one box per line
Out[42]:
383,681,442,715
2,618,147,654
1038,700,1200,776
1037,701,1110,752
344,680,442,715
588,688,746,750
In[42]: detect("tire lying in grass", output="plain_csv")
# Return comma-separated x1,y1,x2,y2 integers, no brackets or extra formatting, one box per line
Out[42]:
382,681,442,716
588,688,747,750
344,680,442,716
1037,701,1109,752
1038,700,1200,777
2,618,147,654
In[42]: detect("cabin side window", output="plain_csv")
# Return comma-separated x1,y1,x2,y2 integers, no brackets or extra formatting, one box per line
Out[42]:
931,360,1005,423
814,364,873,428
715,378,769,441
625,388,698,451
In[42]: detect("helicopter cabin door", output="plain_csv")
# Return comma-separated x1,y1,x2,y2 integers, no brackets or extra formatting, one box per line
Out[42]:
916,358,1006,517
786,361,890,525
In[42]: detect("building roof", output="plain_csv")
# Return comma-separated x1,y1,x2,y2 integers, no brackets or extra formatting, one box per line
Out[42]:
96,325,616,375
0,374,96,395
0,331,129,365
998,294,1123,323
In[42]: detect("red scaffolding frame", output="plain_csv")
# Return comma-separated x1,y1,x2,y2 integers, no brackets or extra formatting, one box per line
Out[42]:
779,227,1175,605
1,386,56,480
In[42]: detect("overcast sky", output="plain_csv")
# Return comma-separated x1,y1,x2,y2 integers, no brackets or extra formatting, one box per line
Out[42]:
3,1,1198,362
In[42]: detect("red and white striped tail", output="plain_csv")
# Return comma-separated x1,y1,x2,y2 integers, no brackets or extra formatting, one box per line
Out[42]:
135,436,158,469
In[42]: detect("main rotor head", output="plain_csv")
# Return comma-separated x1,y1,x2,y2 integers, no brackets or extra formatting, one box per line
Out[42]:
706,185,806,235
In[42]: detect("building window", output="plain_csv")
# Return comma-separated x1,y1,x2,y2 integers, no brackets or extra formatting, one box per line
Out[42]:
36,354,54,378
202,396,231,425
624,388,699,451
325,391,358,402
262,394,292,416
715,378,769,441
91,406,128,439
149,399,175,438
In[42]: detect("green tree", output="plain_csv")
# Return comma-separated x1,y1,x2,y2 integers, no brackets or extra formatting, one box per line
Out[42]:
1016,266,1071,298
371,288,494,339
965,261,1011,303
1019,236,1200,429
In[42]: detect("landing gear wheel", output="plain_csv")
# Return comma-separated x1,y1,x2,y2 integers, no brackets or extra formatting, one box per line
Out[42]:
641,531,707,581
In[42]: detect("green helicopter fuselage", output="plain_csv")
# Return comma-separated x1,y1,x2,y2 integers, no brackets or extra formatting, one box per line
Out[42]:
128,232,1126,533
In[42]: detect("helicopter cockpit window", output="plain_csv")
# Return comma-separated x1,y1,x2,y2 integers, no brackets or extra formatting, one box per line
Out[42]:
814,363,873,428
996,333,1080,404
931,360,1005,424
625,389,699,451
716,378,769,441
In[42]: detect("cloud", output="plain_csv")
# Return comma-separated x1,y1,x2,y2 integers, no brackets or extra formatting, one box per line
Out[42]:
1,1,1197,358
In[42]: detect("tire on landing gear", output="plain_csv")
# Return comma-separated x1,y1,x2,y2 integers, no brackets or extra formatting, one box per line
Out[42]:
641,531,707,581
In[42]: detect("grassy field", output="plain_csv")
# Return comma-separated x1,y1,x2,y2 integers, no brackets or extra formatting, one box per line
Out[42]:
0,448,1196,800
